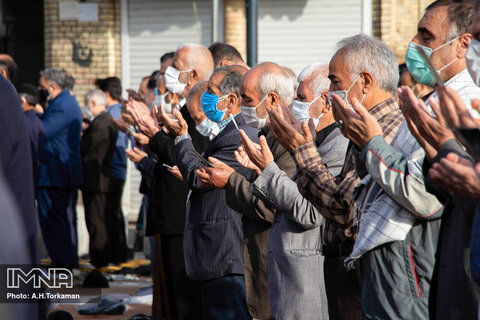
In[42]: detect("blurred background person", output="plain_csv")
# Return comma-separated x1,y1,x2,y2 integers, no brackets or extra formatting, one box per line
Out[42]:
38,68,82,268
80,89,118,269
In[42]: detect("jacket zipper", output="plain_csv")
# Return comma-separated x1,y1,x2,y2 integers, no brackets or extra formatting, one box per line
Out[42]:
409,244,422,297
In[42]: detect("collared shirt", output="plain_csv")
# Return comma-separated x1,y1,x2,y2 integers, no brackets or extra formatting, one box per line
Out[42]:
217,112,239,133
291,97,404,244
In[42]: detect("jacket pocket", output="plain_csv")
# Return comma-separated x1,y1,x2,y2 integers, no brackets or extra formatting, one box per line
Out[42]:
408,244,422,297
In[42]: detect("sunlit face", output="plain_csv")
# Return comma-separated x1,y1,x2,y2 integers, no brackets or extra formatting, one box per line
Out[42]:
328,49,363,105
240,73,268,118
411,5,458,70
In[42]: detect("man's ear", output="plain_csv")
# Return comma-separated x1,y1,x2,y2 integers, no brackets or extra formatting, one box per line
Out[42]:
220,59,233,66
457,33,472,58
361,72,374,95
187,69,198,86
0,68,7,79
320,90,330,112
226,93,238,109
268,92,279,107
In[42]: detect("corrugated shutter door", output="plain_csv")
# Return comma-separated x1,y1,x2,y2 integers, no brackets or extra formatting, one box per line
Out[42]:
124,0,212,217
258,0,363,74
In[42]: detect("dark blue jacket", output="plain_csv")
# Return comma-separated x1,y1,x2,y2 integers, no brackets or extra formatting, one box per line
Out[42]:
173,114,259,281
107,103,129,180
24,110,45,188
0,75,38,263
39,90,83,188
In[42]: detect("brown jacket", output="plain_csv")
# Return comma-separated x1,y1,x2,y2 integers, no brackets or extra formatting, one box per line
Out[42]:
225,129,296,319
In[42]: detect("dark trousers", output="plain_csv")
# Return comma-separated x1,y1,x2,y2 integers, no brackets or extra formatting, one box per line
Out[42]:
82,191,109,268
37,187,78,268
324,255,362,320
106,178,128,264
201,274,250,320
162,234,202,320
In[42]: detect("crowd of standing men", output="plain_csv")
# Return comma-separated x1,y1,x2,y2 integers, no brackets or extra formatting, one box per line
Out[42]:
3,0,480,319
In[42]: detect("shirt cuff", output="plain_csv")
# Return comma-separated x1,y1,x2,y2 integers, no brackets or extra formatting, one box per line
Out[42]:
174,134,191,145
290,141,321,168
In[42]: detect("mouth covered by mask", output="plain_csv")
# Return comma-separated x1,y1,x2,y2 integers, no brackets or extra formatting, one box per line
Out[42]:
164,66,192,95
466,38,480,87
201,91,229,123
327,74,365,107
83,105,93,120
405,37,459,87
240,95,268,129
195,118,220,138
153,88,175,114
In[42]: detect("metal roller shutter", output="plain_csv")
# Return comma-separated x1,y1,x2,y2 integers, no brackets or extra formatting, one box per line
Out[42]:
258,0,365,74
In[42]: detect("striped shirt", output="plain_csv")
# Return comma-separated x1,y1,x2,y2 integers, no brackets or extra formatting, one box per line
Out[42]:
291,97,404,244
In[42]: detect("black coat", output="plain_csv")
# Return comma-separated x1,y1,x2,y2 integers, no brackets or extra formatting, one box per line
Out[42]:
147,105,209,235
80,111,118,193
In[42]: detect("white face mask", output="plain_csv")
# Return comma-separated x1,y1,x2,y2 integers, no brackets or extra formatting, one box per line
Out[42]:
466,38,480,87
240,95,268,129
83,105,93,120
164,66,191,95
154,92,175,114
292,95,322,122
327,74,365,107
195,118,220,138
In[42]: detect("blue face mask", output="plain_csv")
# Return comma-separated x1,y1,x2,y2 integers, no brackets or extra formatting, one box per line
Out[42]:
201,91,229,123
405,37,458,87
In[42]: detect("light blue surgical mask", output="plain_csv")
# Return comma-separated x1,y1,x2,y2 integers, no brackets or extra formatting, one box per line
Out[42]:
405,37,459,87
195,118,220,138
201,91,229,123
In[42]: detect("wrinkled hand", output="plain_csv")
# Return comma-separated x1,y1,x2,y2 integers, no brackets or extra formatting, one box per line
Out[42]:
234,145,261,175
397,86,437,161
126,100,160,138
157,106,188,136
267,105,313,151
125,148,147,163
167,165,184,182
331,95,382,149
131,131,149,148
437,86,480,129
239,129,274,170
196,157,235,189
428,152,480,198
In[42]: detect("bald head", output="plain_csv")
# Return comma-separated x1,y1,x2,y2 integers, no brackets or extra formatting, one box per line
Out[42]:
186,80,209,125
241,62,294,106
0,54,17,81
170,44,214,99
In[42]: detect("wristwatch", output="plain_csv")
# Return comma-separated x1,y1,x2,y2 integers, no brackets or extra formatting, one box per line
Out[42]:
174,134,191,145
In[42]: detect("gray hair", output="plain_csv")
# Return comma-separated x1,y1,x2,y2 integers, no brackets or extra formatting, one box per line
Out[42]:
40,68,68,90
85,89,107,107
218,71,242,97
177,43,214,80
298,63,330,97
336,34,399,94
257,70,294,106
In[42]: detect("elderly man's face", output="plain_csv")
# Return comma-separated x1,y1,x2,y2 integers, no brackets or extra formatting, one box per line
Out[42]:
171,49,194,99
411,5,459,71
187,95,207,125
240,73,268,118
297,77,324,118
328,49,363,106
157,76,179,106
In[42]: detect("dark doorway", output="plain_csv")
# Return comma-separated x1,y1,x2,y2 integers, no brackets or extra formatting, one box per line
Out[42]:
1,0,44,86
